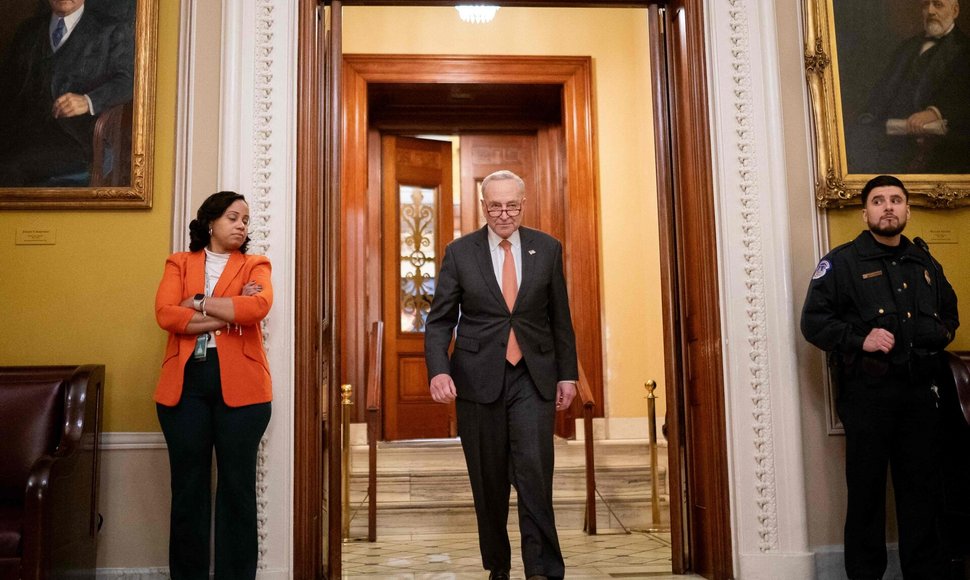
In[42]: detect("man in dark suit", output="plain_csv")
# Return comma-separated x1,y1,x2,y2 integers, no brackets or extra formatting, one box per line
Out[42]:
0,0,134,186
849,0,970,173
425,170,578,580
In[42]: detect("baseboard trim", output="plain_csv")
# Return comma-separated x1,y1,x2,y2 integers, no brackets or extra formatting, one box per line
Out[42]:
96,568,168,580
100,432,167,450
96,567,289,579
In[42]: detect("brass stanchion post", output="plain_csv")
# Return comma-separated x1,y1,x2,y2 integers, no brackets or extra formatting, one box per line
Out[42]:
341,383,353,540
645,380,662,528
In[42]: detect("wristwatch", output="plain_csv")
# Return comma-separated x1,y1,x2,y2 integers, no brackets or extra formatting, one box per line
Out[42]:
193,293,205,311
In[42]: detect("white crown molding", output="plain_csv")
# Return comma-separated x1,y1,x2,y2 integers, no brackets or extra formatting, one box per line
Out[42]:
705,0,814,576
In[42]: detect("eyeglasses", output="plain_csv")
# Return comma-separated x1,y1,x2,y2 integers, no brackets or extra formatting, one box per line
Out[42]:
484,204,522,217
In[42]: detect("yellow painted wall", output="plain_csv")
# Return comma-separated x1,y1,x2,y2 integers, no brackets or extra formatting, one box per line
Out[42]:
0,1,180,432
826,207,969,350
344,6,664,420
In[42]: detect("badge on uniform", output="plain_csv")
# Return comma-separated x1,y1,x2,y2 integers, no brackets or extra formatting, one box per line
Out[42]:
862,270,883,280
812,259,831,280
924,269,932,285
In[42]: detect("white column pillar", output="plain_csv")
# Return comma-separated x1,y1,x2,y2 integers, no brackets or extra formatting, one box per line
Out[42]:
703,0,815,577
218,1,298,577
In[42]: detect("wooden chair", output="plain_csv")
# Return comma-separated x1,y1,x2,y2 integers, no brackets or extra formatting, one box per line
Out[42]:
90,101,133,187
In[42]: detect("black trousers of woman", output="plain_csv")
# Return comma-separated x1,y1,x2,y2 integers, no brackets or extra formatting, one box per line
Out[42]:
157,351,271,580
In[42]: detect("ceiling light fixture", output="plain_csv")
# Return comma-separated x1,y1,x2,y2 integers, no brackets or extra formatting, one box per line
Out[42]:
455,5,500,24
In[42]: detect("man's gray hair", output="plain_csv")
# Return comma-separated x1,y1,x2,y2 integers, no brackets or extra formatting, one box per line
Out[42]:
480,170,525,198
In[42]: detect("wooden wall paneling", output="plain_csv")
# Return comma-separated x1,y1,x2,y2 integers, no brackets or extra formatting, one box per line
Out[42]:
535,125,583,438
340,60,370,425
559,61,605,428
536,126,566,239
459,133,539,232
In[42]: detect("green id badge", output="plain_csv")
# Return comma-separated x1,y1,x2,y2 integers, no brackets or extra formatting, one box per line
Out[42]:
192,333,209,361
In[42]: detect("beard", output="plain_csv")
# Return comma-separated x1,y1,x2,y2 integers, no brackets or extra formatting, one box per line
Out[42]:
924,18,951,37
868,215,907,238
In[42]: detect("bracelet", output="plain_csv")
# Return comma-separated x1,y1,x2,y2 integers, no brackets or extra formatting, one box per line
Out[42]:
200,296,208,318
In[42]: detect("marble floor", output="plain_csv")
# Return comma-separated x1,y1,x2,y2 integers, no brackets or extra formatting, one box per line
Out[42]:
342,528,701,579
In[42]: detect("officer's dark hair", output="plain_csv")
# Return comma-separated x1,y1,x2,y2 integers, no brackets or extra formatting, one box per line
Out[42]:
189,191,250,253
860,175,909,205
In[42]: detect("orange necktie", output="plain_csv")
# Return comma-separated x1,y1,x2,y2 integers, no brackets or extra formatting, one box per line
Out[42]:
500,240,522,365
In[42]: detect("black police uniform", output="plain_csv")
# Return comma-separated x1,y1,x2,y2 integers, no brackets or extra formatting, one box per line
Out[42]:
801,230,959,580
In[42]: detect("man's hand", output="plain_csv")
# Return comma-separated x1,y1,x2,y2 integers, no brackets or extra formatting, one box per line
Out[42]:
906,108,941,134
862,328,895,353
429,373,457,404
52,93,90,118
555,381,576,411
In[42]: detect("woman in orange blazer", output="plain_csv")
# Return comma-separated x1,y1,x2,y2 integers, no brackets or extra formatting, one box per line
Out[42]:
154,191,272,580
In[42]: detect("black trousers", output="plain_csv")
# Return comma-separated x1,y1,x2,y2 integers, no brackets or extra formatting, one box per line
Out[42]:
456,361,564,579
837,377,947,580
157,351,271,580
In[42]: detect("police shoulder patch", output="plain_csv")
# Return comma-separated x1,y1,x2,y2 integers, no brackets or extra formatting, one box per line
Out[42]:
812,259,832,280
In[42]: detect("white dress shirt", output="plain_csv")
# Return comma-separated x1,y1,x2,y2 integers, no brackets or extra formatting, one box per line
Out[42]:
49,7,96,114
487,227,522,296
50,6,84,51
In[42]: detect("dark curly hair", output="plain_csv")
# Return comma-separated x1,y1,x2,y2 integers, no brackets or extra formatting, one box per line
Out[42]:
861,175,909,206
188,191,250,253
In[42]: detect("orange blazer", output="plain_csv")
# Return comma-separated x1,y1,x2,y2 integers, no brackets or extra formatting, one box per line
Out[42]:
154,251,273,407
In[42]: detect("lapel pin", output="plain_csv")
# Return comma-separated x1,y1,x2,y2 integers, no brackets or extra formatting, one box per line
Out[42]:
528,249,536,255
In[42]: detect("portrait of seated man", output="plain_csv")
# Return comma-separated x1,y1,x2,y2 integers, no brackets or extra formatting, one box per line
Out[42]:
844,0,970,174
0,0,135,187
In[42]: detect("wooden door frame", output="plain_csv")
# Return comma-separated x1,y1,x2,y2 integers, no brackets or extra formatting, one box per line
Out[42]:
296,2,730,578
340,55,605,437
295,1,342,578
650,1,732,578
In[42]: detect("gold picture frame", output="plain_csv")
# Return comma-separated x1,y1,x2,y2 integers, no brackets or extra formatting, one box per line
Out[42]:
0,0,157,209
805,0,970,208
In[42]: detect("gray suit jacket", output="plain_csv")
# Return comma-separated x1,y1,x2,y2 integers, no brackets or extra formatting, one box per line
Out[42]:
425,226,579,404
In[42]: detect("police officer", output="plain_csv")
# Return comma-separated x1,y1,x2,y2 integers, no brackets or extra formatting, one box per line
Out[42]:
801,175,959,580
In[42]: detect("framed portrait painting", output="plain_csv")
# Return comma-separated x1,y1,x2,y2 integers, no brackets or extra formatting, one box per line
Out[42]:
805,0,970,208
0,0,157,209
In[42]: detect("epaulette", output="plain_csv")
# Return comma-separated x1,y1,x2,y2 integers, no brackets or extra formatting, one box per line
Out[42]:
823,239,854,260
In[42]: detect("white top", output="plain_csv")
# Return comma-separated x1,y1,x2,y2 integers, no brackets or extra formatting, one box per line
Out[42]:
204,248,230,347
487,227,522,294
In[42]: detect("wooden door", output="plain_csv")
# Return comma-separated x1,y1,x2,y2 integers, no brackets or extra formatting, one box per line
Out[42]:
381,135,455,440
458,134,539,234
458,132,587,439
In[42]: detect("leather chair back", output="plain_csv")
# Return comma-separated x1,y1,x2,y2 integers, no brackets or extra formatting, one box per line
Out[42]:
948,351,970,426
0,379,65,501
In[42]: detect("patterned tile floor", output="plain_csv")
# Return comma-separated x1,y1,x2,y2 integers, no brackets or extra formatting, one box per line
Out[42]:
342,528,702,579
